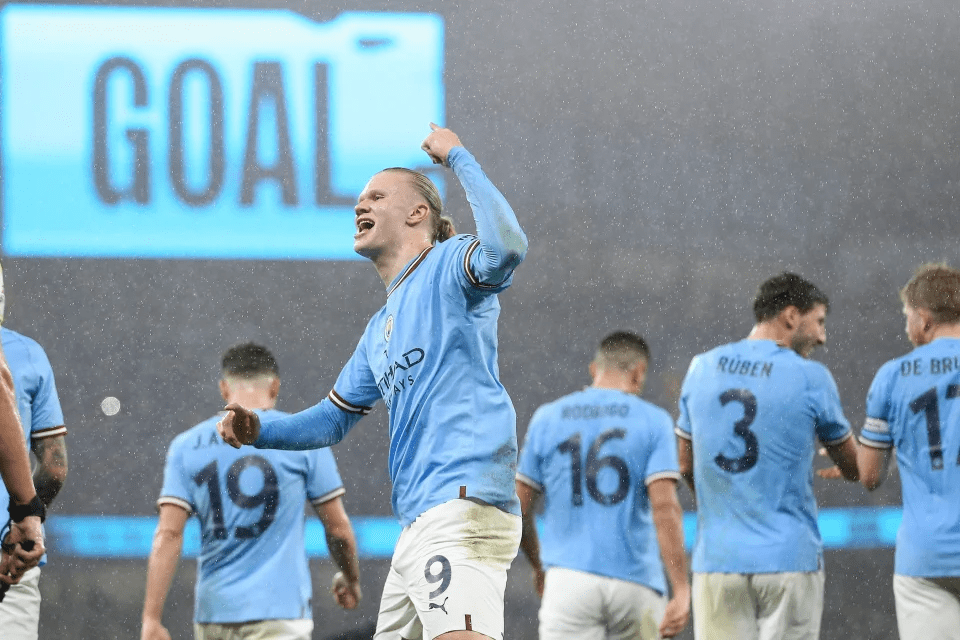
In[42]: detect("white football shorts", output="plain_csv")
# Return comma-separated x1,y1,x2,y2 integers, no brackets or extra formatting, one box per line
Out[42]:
893,574,960,640
693,570,824,640
194,618,312,640
539,566,667,640
0,566,41,640
374,498,521,640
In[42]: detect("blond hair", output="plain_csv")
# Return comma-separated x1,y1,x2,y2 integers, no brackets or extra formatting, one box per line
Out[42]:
900,263,960,324
381,167,455,243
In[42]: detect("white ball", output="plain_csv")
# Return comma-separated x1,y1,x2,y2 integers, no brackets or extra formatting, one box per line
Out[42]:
100,396,121,416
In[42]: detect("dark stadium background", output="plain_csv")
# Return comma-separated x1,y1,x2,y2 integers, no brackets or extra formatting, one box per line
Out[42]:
3,0,957,637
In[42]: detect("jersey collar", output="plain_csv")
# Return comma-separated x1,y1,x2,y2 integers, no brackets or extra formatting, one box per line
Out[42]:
386,246,433,298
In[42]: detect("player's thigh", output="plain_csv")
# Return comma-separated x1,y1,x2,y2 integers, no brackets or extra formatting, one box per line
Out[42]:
692,572,758,640
195,620,312,640
894,574,960,640
390,499,521,640
375,564,423,640
0,566,41,640
538,567,606,640
752,571,823,640
603,575,667,640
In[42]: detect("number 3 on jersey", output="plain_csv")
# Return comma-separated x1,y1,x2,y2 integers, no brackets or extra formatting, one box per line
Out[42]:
193,455,280,540
715,388,759,474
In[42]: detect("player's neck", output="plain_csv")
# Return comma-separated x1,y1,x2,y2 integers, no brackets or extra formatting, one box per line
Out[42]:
927,323,960,343
747,322,790,348
591,373,641,396
223,391,276,411
370,238,434,287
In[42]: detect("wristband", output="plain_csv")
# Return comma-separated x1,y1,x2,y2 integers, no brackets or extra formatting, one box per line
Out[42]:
8,495,45,523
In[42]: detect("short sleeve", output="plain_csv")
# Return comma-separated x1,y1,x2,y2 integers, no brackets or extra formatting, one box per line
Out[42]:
516,406,548,491
675,356,701,440
860,362,896,449
329,332,381,414
807,364,852,446
28,348,65,438
306,448,346,505
157,439,194,513
644,410,682,485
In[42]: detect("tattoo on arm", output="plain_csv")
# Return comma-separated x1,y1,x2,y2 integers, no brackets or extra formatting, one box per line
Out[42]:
326,532,360,584
31,434,68,507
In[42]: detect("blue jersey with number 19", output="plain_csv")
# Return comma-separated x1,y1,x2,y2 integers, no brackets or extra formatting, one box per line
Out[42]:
676,339,851,574
860,337,960,578
517,387,680,594
159,409,345,623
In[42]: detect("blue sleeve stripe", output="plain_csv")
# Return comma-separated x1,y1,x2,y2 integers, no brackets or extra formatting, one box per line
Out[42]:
327,390,371,415
820,430,853,447
515,473,542,492
156,496,192,514
645,471,682,485
674,426,692,440
31,425,67,439
42,506,907,558
858,434,894,449
309,487,346,505
863,417,891,435
462,239,505,290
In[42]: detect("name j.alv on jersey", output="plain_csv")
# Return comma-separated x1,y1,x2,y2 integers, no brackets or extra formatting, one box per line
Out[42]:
377,347,426,409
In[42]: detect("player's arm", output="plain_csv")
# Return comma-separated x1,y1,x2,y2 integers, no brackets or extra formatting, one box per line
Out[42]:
857,440,892,491
676,435,695,494
141,503,189,640
421,124,528,286
218,395,366,451
515,479,545,597
648,478,691,639
0,345,44,586
822,434,859,482
313,496,361,610
31,434,67,507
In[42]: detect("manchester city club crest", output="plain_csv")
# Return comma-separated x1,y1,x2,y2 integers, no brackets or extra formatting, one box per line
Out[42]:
384,315,394,342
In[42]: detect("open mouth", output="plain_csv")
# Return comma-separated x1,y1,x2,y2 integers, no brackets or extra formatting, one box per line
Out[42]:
356,219,375,235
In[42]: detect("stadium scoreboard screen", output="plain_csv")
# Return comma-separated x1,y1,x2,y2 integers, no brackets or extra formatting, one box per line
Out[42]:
0,4,444,259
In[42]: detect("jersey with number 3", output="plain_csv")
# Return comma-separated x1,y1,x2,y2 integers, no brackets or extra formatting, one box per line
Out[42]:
860,337,960,578
159,409,345,623
517,386,680,594
676,339,851,574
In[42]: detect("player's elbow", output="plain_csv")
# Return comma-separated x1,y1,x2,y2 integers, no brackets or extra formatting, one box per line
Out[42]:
860,470,884,491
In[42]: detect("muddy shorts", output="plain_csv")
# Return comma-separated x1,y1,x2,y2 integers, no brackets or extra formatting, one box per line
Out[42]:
374,498,521,640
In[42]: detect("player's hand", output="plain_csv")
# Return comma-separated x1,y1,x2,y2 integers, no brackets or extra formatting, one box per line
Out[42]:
533,567,545,598
816,447,844,480
331,571,362,609
0,515,45,586
217,403,260,448
141,617,172,640
659,588,690,638
420,123,462,166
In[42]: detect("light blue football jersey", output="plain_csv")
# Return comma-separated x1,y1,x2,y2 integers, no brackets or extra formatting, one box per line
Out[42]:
160,409,345,623
255,147,527,528
677,339,851,573
327,232,521,526
0,327,65,567
517,387,680,594
860,337,960,578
